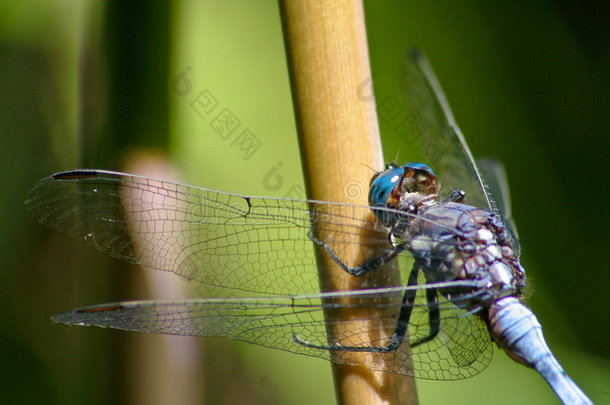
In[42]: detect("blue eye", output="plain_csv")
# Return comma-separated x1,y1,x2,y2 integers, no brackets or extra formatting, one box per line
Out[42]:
368,166,404,207
368,162,439,226
401,162,435,177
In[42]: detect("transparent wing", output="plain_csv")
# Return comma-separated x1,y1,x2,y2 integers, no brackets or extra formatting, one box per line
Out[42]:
53,283,492,381
403,49,499,214
26,170,423,296
31,170,494,379
476,158,521,255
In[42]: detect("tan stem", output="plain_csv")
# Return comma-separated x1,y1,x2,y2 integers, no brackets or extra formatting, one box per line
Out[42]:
279,1,418,404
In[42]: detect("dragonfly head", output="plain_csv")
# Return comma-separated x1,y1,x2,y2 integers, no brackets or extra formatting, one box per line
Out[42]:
368,163,440,225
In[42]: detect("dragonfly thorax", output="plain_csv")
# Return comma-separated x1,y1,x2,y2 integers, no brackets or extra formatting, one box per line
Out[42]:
369,163,526,303
408,202,526,301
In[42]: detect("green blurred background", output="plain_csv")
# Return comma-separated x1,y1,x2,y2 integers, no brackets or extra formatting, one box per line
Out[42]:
2,1,609,404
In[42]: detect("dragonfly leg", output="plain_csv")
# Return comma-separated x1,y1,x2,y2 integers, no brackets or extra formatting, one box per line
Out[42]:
307,230,407,276
293,262,423,353
448,189,466,203
410,285,440,347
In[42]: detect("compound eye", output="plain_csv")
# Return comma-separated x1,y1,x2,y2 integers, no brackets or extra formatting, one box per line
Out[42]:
368,166,404,207
369,163,399,187
401,162,440,195
402,162,435,177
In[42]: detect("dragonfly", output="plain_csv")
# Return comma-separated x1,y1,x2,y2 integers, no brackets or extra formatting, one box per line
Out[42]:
25,49,591,404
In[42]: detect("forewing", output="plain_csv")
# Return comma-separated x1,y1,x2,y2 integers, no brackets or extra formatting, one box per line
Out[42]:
476,158,521,255
25,170,401,296
403,49,496,213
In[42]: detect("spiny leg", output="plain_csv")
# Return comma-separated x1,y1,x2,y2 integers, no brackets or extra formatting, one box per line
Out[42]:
410,284,440,347
308,230,408,276
293,262,423,353
448,189,465,203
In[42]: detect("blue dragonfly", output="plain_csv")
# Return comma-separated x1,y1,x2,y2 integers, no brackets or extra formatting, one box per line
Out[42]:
25,49,591,404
